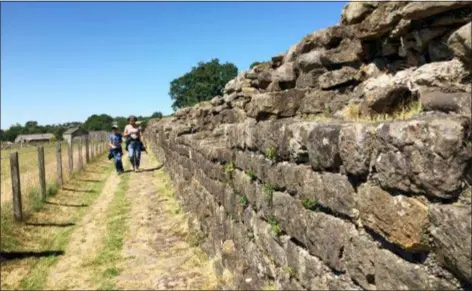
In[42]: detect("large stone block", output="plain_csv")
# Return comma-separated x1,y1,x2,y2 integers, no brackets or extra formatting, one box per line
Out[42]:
357,184,429,252
253,218,288,267
402,2,472,20
272,192,309,245
448,22,472,70
372,116,471,199
318,66,360,90
341,2,377,25
343,234,458,290
268,163,357,219
338,123,376,176
429,204,472,283
245,89,307,120
306,123,343,171
306,211,358,271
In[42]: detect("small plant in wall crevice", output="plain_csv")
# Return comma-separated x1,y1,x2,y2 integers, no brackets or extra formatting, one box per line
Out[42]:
247,170,256,181
264,147,277,161
238,195,249,207
267,215,282,236
262,182,275,202
302,198,318,211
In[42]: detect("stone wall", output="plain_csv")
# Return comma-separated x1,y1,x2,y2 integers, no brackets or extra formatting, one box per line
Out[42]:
145,2,472,290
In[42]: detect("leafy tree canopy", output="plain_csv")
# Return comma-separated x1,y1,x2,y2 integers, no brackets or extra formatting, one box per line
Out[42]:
169,58,238,110
83,114,114,131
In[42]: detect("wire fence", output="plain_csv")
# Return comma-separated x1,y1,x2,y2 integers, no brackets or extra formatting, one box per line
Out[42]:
0,135,109,221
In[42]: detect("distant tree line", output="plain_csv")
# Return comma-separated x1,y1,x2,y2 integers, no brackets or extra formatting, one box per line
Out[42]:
0,111,163,142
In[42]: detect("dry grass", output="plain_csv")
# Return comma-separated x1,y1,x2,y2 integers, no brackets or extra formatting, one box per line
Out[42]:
0,159,112,290
1,141,107,208
341,100,423,123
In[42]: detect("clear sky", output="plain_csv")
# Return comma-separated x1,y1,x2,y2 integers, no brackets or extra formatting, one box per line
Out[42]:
1,1,346,129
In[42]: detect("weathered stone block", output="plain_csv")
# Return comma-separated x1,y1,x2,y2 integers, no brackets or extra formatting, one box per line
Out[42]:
245,90,307,120
429,204,472,283
318,66,359,90
357,183,429,252
338,123,375,176
372,117,471,199
306,123,343,171
272,192,308,245
305,211,358,271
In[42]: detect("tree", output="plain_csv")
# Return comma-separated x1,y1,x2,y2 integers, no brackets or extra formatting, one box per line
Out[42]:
83,114,114,131
169,58,238,110
150,111,163,119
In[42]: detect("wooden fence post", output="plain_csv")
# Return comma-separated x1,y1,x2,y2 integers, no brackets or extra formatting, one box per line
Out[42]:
56,142,63,188
37,146,47,200
10,152,23,221
85,136,90,164
91,139,95,160
78,138,83,170
68,141,74,176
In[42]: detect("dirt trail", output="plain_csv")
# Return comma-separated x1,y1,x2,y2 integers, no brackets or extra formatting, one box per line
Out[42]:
38,151,218,290
114,153,218,290
44,169,120,290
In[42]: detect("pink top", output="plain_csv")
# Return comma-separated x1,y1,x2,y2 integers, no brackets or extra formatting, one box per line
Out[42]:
124,124,140,139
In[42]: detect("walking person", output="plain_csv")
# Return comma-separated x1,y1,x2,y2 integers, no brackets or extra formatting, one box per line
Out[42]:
124,115,144,172
108,124,124,175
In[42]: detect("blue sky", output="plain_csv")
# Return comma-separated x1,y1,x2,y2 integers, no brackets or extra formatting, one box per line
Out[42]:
1,1,346,129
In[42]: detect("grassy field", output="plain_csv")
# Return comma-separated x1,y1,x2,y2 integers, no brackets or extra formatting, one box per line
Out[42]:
1,141,105,207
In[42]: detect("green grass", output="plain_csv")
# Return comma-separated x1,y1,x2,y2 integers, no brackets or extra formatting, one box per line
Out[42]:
267,216,281,237
0,181,59,250
264,147,277,161
302,198,318,211
246,170,256,181
262,182,275,202
238,195,249,207
224,161,235,180
91,173,131,290
13,162,113,290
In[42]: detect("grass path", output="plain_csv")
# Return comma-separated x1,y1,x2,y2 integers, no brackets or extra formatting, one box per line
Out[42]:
43,169,122,290
2,151,219,290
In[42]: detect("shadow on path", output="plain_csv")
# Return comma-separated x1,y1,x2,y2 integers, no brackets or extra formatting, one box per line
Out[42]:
25,222,76,227
140,164,164,172
77,179,102,183
0,251,65,261
62,187,96,193
45,201,89,208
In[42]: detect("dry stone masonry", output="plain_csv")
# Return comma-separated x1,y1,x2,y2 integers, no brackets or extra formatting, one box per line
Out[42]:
145,1,472,290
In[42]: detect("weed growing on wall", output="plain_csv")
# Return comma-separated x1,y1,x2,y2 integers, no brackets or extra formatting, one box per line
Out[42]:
302,198,318,211
262,182,274,201
264,147,277,161
267,216,281,236
238,195,249,207
246,170,256,181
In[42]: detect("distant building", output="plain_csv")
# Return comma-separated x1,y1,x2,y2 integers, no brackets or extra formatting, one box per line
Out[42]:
62,127,89,144
14,133,55,144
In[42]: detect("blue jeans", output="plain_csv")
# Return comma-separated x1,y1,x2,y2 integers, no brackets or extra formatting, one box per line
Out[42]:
128,141,141,169
111,148,124,172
